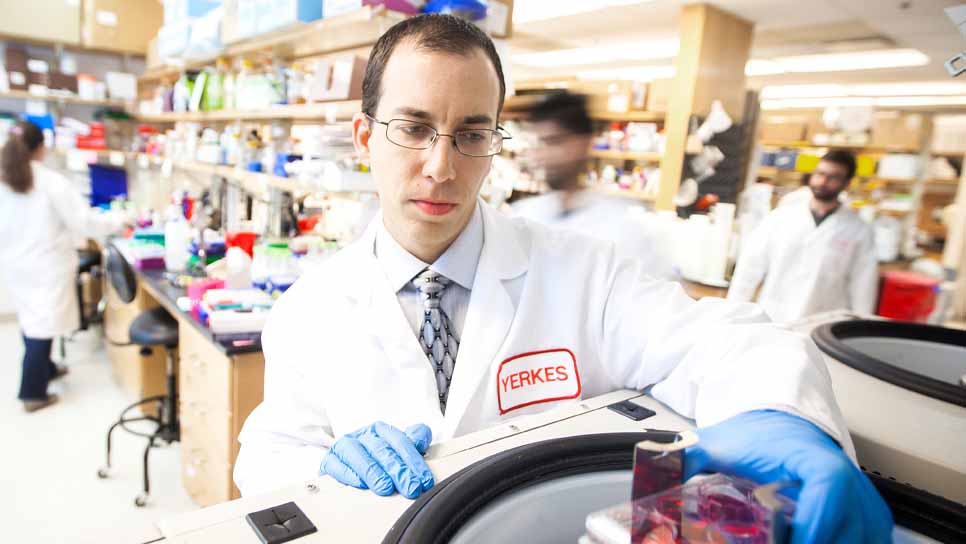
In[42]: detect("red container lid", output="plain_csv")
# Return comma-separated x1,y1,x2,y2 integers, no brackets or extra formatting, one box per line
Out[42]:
880,270,940,288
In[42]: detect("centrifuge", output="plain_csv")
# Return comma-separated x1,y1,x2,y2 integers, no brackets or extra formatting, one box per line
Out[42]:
131,387,955,543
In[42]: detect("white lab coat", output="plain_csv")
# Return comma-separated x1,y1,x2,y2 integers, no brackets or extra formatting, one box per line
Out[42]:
511,190,677,280
234,200,852,496
0,162,123,338
728,198,878,323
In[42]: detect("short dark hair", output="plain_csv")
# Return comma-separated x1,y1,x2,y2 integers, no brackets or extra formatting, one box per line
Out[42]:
821,150,857,181
361,14,506,120
527,91,593,135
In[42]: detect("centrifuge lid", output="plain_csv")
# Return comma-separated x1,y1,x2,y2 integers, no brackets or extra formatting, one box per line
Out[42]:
812,320,966,407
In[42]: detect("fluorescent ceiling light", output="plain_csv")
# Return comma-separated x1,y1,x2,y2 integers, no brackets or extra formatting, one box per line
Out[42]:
513,38,679,68
762,81,966,100
577,65,676,82
762,95,966,109
774,49,929,72
761,84,848,99
514,0,655,24
744,59,784,76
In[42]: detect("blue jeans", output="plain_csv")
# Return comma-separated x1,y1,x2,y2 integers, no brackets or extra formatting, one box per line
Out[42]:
18,336,56,401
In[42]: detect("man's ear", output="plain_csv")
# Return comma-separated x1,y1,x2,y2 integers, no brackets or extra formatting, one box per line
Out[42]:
352,112,372,160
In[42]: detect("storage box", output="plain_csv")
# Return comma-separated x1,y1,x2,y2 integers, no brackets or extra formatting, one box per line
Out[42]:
794,152,821,173
258,0,323,34
877,154,920,180
930,114,966,154
0,0,82,46
855,154,877,178
773,150,798,170
5,49,29,92
485,0,513,39
82,0,165,55
307,55,366,102
158,21,193,58
645,78,671,113
49,72,79,93
324,0,425,17
221,0,244,45
164,0,222,25
869,111,926,150
760,115,807,142
185,7,224,60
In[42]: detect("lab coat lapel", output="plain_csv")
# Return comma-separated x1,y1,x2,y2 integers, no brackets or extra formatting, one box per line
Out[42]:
339,218,446,429
443,203,528,437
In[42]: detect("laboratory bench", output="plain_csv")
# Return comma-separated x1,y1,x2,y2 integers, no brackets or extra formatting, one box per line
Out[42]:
103,239,265,507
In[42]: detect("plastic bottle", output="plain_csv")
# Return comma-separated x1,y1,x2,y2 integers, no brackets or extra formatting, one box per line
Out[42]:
225,246,253,289
204,60,227,112
164,205,191,272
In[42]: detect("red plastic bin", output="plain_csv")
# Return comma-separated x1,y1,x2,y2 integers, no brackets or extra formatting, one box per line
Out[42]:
876,270,939,323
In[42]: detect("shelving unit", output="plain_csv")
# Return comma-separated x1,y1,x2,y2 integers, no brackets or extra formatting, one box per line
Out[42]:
760,140,920,154
54,148,373,197
136,100,361,123
0,90,129,108
589,149,662,162
589,111,665,123
591,185,655,202
139,6,404,82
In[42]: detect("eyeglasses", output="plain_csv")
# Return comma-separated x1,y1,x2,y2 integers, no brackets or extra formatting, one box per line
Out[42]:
366,114,511,157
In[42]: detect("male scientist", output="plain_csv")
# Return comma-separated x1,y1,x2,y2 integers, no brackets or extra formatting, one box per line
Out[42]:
235,14,891,542
728,150,878,322
511,91,676,279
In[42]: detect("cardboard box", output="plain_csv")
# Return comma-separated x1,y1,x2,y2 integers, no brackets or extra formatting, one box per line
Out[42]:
82,0,164,55
307,55,366,102
49,72,79,93
645,78,671,113
0,0,81,45
5,48,29,91
870,111,926,150
760,115,808,142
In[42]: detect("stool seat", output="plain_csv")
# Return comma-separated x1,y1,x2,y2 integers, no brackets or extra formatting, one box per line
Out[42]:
129,307,179,348
78,249,101,274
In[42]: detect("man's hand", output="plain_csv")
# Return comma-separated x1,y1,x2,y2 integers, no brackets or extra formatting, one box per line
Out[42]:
685,410,893,544
321,422,435,499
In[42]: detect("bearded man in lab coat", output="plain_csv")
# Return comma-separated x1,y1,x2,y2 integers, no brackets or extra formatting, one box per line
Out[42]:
234,15,892,542
511,91,676,280
728,151,878,322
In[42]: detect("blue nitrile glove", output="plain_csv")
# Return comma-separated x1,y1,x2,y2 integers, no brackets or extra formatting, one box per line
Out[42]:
321,421,434,499
684,410,893,544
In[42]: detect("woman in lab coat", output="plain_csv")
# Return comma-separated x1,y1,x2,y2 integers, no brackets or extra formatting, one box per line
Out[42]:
0,121,124,412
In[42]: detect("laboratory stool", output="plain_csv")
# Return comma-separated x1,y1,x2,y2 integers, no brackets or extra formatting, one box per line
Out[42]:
97,244,180,507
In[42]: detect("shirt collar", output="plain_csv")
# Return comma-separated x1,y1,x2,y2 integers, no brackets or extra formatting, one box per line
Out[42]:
375,202,484,292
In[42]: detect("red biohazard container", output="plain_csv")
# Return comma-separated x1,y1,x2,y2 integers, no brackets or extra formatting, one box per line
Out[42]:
876,271,939,323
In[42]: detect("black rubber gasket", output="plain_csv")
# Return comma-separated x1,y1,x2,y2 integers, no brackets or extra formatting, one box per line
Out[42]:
382,432,646,544
866,472,966,543
811,320,966,407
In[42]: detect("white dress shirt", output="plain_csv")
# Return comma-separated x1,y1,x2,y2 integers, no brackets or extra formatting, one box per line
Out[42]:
374,203,483,340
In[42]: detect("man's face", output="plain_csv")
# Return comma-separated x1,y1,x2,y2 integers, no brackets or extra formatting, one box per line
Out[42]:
809,160,850,202
527,120,590,190
352,41,501,253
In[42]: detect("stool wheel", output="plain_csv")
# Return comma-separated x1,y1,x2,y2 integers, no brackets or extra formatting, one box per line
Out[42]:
97,467,110,479
135,493,149,507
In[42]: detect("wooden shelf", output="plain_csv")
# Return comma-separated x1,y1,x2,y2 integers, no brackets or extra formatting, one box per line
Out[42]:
589,149,662,162
591,186,655,202
0,90,128,108
931,150,966,158
589,111,665,123
140,6,404,82
136,100,361,123
760,140,920,154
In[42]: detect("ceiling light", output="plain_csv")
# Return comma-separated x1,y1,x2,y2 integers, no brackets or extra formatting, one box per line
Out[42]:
513,39,679,68
513,0,656,24
774,49,929,73
849,82,966,96
875,95,966,107
761,97,876,110
744,59,785,76
760,84,848,99
576,65,676,81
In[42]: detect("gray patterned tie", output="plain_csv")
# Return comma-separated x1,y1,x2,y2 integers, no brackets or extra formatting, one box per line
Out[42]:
412,268,460,414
